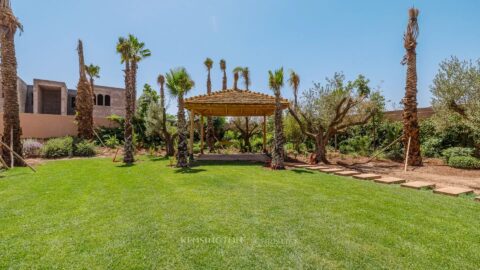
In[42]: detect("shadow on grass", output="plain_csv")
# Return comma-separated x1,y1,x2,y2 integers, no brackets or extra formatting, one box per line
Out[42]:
291,169,314,174
194,161,264,167
174,168,207,174
147,156,170,162
0,171,33,179
116,163,136,168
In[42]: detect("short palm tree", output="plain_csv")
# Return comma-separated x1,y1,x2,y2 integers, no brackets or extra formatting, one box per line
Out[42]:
288,70,300,110
233,66,243,90
402,8,422,166
268,67,286,170
204,58,215,152
220,59,227,90
116,35,151,164
0,0,23,166
157,74,174,156
76,40,94,140
166,68,195,168
241,67,250,90
85,64,100,101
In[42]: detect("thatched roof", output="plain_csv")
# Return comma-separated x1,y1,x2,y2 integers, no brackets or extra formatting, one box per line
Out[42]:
185,89,289,116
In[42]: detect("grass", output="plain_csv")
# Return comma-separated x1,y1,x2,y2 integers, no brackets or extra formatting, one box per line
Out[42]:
0,156,479,269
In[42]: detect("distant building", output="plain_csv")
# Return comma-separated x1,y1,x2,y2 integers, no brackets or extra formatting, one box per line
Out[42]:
0,74,125,118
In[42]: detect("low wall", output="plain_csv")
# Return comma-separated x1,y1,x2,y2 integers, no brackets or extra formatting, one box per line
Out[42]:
0,113,117,139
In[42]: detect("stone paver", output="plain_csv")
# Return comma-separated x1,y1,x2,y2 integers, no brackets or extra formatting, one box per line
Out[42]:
307,166,330,170
293,164,315,168
433,187,474,197
353,173,382,180
401,181,436,190
374,177,406,185
319,168,344,173
333,170,361,177
475,196,480,202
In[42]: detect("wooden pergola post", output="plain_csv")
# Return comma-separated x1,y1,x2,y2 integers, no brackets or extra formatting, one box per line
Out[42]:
263,115,267,153
200,115,205,155
189,110,195,158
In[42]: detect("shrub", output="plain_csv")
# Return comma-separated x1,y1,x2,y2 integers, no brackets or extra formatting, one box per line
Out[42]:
105,135,120,149
441,147,475,163
42,137,73,159
23,139,43,158
448,156,480,169
421,137,442,158
74,140,96,157
339,136,372,156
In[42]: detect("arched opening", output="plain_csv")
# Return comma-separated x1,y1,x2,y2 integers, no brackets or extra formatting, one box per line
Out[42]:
105,95,111,106
71,97,76,109
97,94,104,106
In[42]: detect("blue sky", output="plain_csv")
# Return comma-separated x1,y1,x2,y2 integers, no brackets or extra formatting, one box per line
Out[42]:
13,0,480,113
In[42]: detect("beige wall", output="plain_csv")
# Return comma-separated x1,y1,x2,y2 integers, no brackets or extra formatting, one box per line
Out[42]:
0,113,117,139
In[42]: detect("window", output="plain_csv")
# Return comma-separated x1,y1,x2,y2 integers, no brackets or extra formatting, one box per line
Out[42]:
93,95,96,105
105,95,111,106
97,94,104,106
71,97,76,108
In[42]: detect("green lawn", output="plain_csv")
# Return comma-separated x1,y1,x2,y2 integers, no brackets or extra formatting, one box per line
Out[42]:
0,157,479,269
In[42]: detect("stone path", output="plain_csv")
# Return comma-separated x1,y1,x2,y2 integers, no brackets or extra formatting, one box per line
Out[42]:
433,187,474,197
286,162,479,202
374,177,406,185
353,173,382,180
401,181,436,190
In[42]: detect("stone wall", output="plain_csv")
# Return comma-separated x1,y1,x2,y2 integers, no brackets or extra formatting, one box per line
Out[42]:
93,85,126,117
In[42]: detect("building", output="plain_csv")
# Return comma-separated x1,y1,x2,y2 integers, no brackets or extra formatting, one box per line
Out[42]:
0,75,126,118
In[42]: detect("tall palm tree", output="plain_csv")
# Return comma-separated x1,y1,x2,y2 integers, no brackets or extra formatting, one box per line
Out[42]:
116,35,151,164
241,67,250,90
166,68,195,168
85,64,100,101
288,70,300,110
233,66,243,90
220,59,227,90
402,8,422,166
157,74,174,156
268,67,286,170
204,58,215,152
76,40,94,140
0,0,23,166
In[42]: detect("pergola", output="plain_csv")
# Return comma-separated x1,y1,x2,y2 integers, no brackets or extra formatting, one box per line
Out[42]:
185,89,289,155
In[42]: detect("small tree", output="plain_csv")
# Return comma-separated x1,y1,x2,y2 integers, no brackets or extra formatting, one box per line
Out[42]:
431,57,480,148
289,73,383,164
231,117,260,152
204,58,215,152
288,70,300,110
157,75,175,156
220,59,227,90
268,67,286,169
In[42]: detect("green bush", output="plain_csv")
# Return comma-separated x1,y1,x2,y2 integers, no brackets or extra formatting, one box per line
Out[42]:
42,137,73,159
339,136,372,156
441,147,475,163
448,156,480,169
74,140,96,157
421,137,443,158
105,135,120,149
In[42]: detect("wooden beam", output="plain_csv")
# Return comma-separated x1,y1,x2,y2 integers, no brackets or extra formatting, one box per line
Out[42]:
189,111,195,157
200,115,204,154
263,115,267,153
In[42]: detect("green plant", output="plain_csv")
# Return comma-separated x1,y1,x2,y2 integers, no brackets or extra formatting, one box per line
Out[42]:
339,136,372,156
22,139,43,157
42,137,74,159
441,147,475,163
105,135,120,149
448,156,480,169
421,137,442,158
74,140,96,157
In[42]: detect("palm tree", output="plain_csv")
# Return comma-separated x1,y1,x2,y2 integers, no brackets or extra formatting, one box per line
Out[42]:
116,35,151,164
268,67,286,170
241,67,250,90
220,59,227,90
166,68,195,168
157,74,174,156
288,70,300,110
402,8,422,166
85,64,100,101
233,66,243,90
0,0,23,166
75,40,94,140
204,58,215,152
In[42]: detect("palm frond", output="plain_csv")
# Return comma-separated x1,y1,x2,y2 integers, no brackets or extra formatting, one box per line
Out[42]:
204,58,213,70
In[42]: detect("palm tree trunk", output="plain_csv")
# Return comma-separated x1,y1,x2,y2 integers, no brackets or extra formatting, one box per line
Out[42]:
271,91,285,169
1,31,23,166
206,69,215,152
76,40,94,140
131,61,138,112
176,94,188,168
123,62,135,164
222,70,227,90
159,83,174,157
403,49,422,166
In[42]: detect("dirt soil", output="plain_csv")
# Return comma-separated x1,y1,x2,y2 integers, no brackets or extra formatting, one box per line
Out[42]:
291,153,480,195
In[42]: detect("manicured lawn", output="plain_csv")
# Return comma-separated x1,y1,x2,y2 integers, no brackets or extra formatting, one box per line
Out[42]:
0,157,479,269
